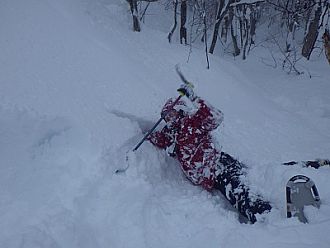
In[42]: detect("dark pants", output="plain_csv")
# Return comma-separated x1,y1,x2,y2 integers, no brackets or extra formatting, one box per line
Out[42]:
214,152,272,223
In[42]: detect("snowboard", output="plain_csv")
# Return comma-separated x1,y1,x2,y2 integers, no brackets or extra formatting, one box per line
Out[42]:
286,175,321,223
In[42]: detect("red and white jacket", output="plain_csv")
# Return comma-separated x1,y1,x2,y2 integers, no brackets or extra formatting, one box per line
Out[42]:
148,97,224,190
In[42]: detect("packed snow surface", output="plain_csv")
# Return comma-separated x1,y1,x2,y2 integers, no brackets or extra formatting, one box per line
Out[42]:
0,0,329,247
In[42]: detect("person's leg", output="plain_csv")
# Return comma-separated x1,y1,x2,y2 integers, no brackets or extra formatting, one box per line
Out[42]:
214,152,271,223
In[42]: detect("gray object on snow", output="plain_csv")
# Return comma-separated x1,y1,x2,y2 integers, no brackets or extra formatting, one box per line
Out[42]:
286,175,321,223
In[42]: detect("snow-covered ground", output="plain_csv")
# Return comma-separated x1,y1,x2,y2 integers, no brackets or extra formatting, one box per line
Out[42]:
0,0,329,247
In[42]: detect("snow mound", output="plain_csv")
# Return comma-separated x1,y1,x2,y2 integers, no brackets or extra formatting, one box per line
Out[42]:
0,0,330,247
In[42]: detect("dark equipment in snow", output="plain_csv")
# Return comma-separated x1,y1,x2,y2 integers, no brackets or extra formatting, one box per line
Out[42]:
283,159,330,169
286,175,321,223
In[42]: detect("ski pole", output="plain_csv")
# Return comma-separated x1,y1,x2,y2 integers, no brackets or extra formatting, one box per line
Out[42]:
115,95,182,174
132,94,182,152
132,117,163,152
132,66,190,152
116,66,191,173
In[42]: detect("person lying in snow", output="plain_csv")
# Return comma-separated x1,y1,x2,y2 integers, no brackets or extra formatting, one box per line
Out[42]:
147,84,272,223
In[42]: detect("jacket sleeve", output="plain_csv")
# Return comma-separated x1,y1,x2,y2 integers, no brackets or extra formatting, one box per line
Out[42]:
192,97,224,131
148,127,174,149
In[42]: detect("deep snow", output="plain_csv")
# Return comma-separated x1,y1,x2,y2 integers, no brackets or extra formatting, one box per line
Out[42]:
0,0,330,247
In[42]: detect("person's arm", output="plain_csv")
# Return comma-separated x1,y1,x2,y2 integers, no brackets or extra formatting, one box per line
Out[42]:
177,84,224,131
192,97,224,131
148,126,174,149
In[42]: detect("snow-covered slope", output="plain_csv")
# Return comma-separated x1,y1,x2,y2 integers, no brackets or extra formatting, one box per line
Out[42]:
1,0,330,247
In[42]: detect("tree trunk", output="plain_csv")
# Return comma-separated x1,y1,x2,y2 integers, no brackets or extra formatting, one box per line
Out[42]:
242,9,250,60
323,29,330,65
128,0,141,32
202,1,210,69
180,0,187,45
229,7,240,57
221,16,229,43
209,0,226,54
238,6,244,49
168,0,178,43
302,3,322,59
249,10,256,46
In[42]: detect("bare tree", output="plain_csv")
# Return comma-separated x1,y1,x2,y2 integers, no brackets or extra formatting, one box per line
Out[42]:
126,0,159,32
168,0,179,42
302,1,323,59
209,0,263,58
125,0,329,70
323,28,330,64
180,0,188,44
166,0,190,44
209,0,234,54
127,0,141,31
264,1,329,61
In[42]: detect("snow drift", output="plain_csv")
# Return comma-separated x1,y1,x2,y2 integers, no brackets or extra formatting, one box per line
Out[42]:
0,0,330,247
